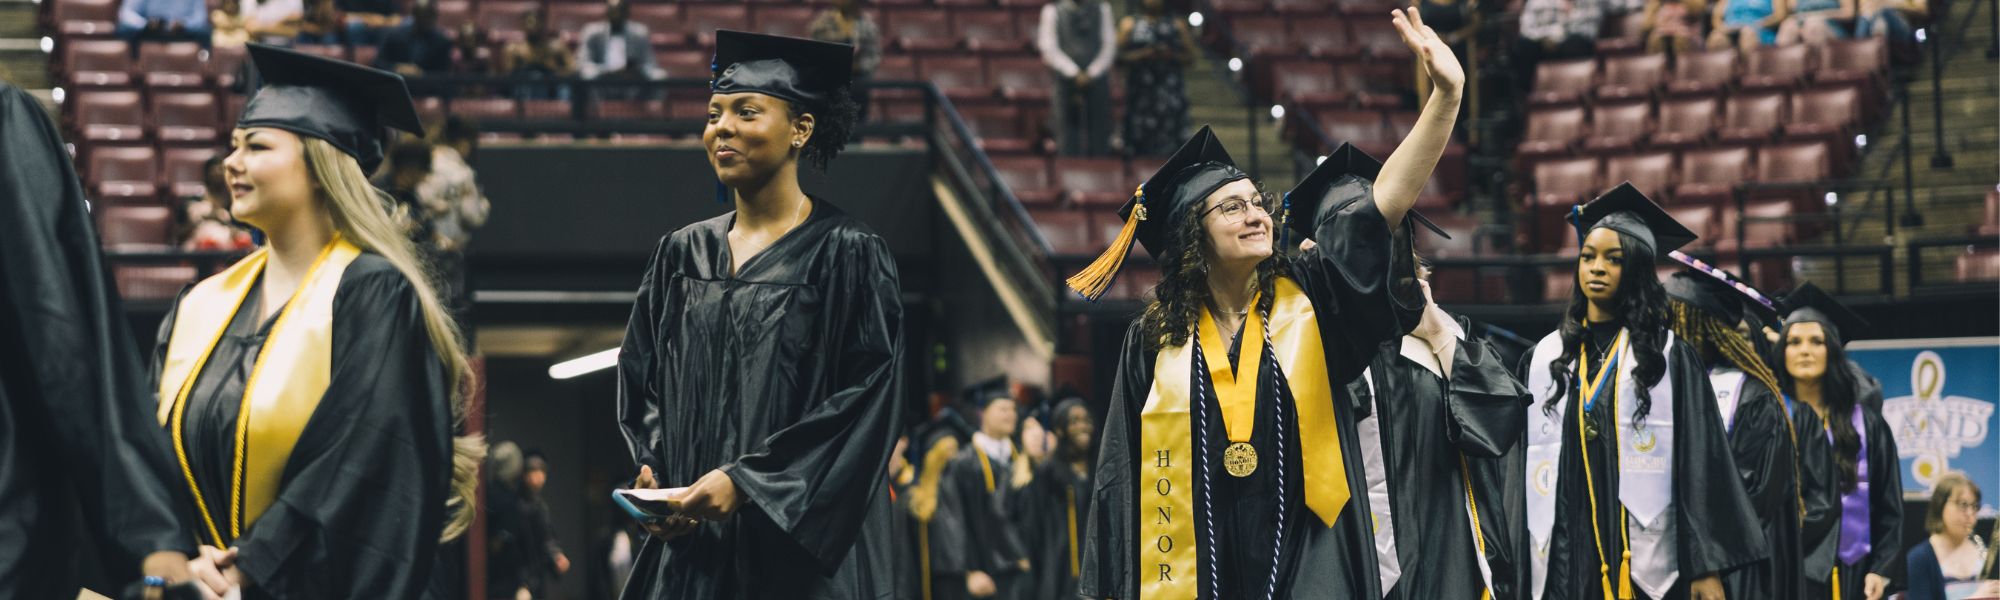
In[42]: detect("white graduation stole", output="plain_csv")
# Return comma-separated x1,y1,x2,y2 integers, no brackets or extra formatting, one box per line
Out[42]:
1710,368,1748,434
1523,329,1679,599
1355,367,1401,594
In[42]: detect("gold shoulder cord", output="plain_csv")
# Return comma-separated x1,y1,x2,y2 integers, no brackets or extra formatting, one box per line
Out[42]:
1460,453,1492,600
1575,342,1636,600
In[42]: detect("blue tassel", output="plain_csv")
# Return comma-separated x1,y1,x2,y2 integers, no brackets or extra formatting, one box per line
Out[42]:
1280,191,1293,251
1565,205,1586,248
715,181,730,205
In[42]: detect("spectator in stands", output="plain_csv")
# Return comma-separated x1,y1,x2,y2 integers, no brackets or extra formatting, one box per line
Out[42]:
239,0,303,41
181,154,256,251
1038,0,1116,156
1515,0,1603,85
578,0,665,101
1778,0,1852,44
294,0,342,45
1115,0,1195,157
211,0,250,47
1854,0,1923,49
1709,0,1787,52
338,0,403,45
418,116,489,324
501,12,576,100
116,0,211,43
372,0,452,77
454,23,493,74
808,0,883,125
1644,0,1709,53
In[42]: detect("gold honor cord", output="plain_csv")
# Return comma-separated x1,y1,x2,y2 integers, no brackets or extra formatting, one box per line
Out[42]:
1066,487,1081,578
1197,297,1266,478
1461,453,1492,600
1574,331,1636,600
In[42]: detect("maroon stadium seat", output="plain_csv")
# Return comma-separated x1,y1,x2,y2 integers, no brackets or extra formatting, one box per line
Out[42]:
1529,156,1601,251
1581,100,1651,152
1741,44,1815,90
475,1,539,41
920,55,992,101
1544,269,1577,302
1334,62,1405,109
1107,264,1162,301
1313,109,1391,154
589,99,668,121
1756,141,1831,184
1596,52,1665,100
73,90,147,143
1664,203,1719,250
750,5,817,39
1292,17,1359,60
292,43,346,62
885,8,957,52
653,49,710,80
161,146,218,199
1818,37,1888,88
1054,158,1135,207
1211,0,1272,14
1272,61,1342,109
1653,96,1720,149
1665,48,1737,97
1028,208,1099,256
959,104,1032,154
958,10,1029,52
546,3,602,40
1232,15,1295,58
1716,198,1799,254
113,265,198,300
150,91,222,144
64,40,135,88
1416,209,1481,257
1604,151,1676,202
1529,59,1596,106
1717,91,1789,144
1516,106,1587,160
208,43,247,89
1955,248,2000,282
1675,145,1756,206
989,55,1052,103
97,205,174,251
435,0,472,31
136,42,205,89
52,0,119,38
1981,189,2000,236
85,145,160,202
627,4,685,47
1351,19,1412,60
1786,85,1862,138
684,5,751,47
1274,0,1333,13
450,98,520,121
992,155,1062,208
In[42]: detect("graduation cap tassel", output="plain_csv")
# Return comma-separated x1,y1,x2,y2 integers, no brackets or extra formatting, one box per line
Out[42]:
1065,186,1147,302
1279,191,1293,252
1617,551,1634,600
715,181,731,205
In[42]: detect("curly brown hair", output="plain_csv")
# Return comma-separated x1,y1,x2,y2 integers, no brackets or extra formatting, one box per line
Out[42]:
1138,184,1289,352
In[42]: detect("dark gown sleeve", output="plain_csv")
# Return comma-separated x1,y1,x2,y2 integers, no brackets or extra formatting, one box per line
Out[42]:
229,265,455,599
1794,404,1841,583
615,235,673,474
1079,321,1151,599
1286,182,1425,385
1729,382,1792,534
932,453,975,576
1666,339,1768,579
1903,541,1943,600
1862,407,1905,583
1444,326,1531,459
717,232,905,572
0,79,195,588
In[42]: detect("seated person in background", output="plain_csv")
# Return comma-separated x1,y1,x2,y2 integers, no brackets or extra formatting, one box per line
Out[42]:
1514,0,1602,92
578,0,664,99
1708,0,1787,52
239,0,303,41
180,155,254,252
295,0,342,45
1644,0,1708,53
1904,473,1988,600
372,0,452,77
338,0,402,44
1777,0,1850,44
1854,0,1924,50
500,12,575,100
211,0,249,47
453,23,493,74
117,0,211,43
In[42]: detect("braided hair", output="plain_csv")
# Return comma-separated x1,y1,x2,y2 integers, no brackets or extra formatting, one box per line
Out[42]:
1668,300,1783,399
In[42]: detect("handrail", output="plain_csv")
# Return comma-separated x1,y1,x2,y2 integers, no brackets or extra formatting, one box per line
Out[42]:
1906,234,2000,289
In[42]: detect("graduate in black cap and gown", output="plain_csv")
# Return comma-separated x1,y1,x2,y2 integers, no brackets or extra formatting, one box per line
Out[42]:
902,407,975,600
1776,283,1904,600
1338,147,1531,600
1662,260,1839,600
150,43,482,599
0,80,201,600
614,30,904,599
933,384,1035,600
1077,11,1462,598
1518,183,1765,600
1019,396,1094,600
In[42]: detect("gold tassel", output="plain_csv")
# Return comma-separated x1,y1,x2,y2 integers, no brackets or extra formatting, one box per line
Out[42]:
1617,550,1634,600
1065,186,1147,301
1598,564,1615,600
1831,567,1842,600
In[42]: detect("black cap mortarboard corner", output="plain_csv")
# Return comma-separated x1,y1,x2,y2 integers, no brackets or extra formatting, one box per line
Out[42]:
1566,182,1699,259
960,376,1013,412
1781,282,1868,345
1065,126,1250,301
1664,271,1745,326
237,43,423,174
1284,143,1450,245
711,30,855,112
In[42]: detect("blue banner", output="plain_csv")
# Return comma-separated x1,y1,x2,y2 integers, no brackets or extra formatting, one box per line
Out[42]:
1848,338,1998,514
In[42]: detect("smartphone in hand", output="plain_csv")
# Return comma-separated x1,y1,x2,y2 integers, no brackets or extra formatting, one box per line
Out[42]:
612,487,687,524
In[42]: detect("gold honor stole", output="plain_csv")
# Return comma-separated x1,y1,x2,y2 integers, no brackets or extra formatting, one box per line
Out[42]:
155,237,362,546
1138,277,1348,599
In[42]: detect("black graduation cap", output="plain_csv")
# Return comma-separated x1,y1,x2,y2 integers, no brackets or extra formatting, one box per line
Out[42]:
237,43,423,174
1664,271,1745,326
1065,126,1250,301
959,376,1013,411
1566,182,1699,258
1781,282,1868,345
711,30,855,112
1284,143,1450,244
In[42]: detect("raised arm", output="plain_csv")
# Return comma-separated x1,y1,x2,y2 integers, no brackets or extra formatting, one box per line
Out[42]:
1376,7,1463,225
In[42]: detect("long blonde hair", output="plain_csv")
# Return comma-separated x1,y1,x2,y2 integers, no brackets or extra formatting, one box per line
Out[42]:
303,137,483,541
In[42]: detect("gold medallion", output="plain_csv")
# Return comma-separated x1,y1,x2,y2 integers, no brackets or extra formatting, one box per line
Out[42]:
1224,442,1259,477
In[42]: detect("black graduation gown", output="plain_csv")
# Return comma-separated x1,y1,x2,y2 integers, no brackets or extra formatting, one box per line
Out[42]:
1531,321,1767,600
0,81,196,598
1803,405,1904,600
150,255,456,599
933,444,1034,600
615,199,904,600
1714,373,1803,600
1353,322,1531,600
1079,197,1421,600
1021,455,1092,600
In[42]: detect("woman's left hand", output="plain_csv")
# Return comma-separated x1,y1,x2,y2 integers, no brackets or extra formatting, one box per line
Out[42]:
1688,574,1726,600
1391,8,1465,96
1863,573,1889,600
670,469,743,522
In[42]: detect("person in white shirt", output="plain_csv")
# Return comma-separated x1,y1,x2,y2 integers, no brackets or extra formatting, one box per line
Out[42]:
1037,0,1116,156
578,0,664,101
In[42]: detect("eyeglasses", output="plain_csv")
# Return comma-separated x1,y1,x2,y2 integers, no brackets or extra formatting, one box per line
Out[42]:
1948,499,1980,512
1199,194,1280,226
